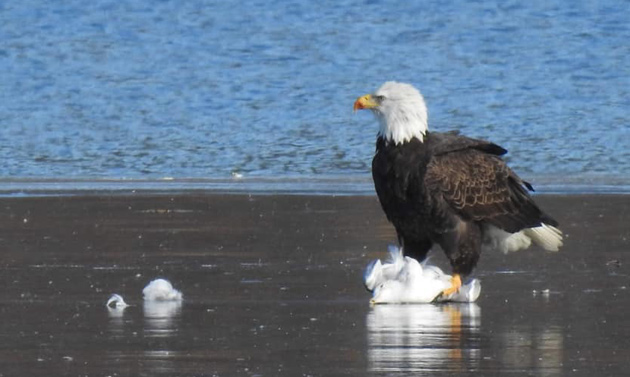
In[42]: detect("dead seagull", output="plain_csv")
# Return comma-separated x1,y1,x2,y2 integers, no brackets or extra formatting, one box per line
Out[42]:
365,245,481,304
143,278,183,301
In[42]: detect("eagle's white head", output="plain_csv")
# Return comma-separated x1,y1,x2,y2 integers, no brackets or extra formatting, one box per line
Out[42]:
354,81,428,144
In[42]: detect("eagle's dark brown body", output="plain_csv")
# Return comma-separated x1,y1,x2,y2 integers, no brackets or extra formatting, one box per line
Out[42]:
372,131,558,276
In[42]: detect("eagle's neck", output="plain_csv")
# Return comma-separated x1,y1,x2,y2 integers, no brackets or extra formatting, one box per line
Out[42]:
376,105,428,145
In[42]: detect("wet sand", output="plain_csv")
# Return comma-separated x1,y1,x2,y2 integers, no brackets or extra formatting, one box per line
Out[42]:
0,193,628,376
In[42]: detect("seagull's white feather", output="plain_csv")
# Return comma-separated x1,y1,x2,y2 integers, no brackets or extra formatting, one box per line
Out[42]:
365,245,481,304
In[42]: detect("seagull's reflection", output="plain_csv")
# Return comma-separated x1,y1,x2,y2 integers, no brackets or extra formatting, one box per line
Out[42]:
367,303,481,374
106,305,128,338
107,305,127,319
143,300,183,337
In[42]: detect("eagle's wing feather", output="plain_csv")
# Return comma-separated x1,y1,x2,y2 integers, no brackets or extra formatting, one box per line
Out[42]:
424,149,556,233
429,131,508,156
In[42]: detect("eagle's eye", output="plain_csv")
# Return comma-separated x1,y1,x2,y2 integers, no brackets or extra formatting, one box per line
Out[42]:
374,95,385,103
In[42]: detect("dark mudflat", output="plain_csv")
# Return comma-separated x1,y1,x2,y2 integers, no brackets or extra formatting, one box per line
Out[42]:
0,194,628,376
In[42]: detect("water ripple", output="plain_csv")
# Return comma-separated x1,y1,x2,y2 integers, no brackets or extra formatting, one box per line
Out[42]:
1,0,628,183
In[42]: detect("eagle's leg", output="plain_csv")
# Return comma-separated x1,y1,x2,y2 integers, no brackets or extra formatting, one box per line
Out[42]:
438,220,482,296
401,237,433,262
441,274,462,296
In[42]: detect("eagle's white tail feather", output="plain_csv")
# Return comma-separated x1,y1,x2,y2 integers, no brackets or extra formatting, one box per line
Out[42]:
484,223,563,254
483,225,530,253
504,231,532,252
523,223,563,251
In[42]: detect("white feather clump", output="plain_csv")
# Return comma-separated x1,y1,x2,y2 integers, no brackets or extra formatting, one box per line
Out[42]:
106,293,129,308
365,245,481,304
143,278,183,302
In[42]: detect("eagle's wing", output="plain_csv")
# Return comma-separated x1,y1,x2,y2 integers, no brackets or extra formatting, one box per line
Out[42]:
424,148,556,233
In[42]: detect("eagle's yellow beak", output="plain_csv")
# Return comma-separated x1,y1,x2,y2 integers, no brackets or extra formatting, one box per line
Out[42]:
353,94,378,112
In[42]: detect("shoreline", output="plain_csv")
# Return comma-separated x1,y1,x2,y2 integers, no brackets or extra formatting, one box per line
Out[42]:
0,177,629,197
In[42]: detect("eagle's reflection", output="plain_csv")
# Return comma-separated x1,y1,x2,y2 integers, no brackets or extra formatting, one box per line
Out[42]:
367,303,481,373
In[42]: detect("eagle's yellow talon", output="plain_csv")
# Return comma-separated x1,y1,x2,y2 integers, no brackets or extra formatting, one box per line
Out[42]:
441,274,462,296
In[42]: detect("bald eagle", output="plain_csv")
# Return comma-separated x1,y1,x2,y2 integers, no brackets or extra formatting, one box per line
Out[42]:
354,82,563,296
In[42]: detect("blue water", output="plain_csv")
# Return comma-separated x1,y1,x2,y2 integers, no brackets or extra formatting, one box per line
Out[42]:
1,0,629,189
